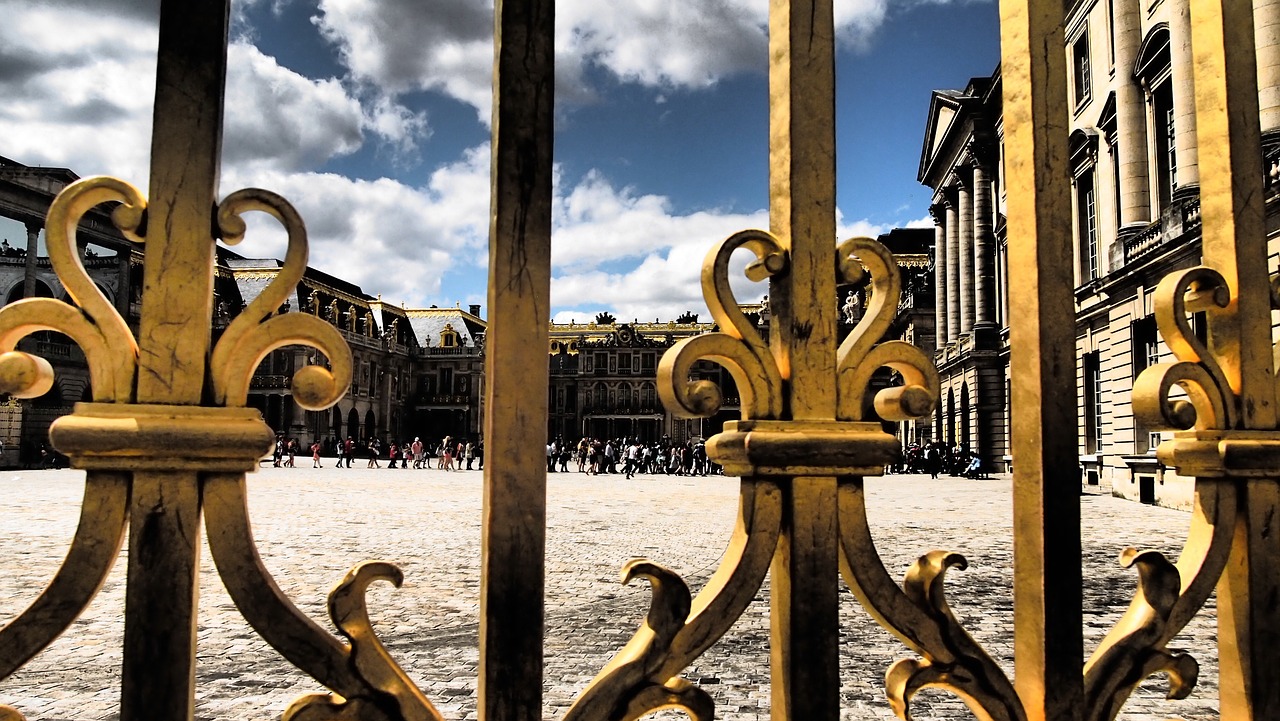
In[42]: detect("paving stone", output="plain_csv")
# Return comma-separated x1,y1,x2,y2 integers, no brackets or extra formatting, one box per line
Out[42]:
0,468,1216,720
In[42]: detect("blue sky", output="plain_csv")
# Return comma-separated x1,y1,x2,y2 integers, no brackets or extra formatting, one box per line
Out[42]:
0,0,998,322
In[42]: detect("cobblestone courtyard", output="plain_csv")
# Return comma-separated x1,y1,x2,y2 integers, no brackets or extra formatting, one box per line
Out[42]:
0,467,1216,720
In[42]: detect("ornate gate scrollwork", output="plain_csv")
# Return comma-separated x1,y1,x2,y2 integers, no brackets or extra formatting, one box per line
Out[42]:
0,0,1278,718
0,173,443,719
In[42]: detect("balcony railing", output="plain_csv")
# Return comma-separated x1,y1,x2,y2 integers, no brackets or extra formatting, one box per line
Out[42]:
417,394,471,405
34,340,77,360
249,374,290,390
416,345,482,357
1121,221,1165,265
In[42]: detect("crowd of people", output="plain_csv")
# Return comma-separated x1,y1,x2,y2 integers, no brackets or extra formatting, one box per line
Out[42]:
266,434,720,477
545,436,720,477
267,434,993,478
894,441,989,479
269,435,483,470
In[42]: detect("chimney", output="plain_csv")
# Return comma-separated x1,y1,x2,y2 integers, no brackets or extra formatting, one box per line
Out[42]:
469,304,481,317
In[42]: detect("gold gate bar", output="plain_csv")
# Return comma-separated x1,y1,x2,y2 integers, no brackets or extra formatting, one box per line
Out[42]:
998,0,1085,718
1187,0,1280,713
120,1,229,719
480,1,554,719
139,0,224,403
766,1,841,718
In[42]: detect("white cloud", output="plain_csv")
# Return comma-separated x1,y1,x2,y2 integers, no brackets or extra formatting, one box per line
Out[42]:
0,3,159,180
904,213,935,229
314,0,493,114
224,42,365,172
0,0,929,324
545,173,915,321
221,145,491,308
309,0,904,122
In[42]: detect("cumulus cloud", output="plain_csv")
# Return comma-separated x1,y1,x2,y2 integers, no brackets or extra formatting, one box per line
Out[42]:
314,0,493,112
545,172,909,321
0,0,927,322
0,3,159,180
221,144,491,307
0,4,425,182
224,42,365,172
310,0,903,122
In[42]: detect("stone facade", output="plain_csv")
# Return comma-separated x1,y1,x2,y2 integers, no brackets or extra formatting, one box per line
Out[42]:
919,0,1280,507
545,314,746,445
0,154,938,464
0,156,488,460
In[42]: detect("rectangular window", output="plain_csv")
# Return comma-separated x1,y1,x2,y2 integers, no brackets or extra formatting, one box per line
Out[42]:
619,353,632,371
1132,316,1159,379
439,368,453,396
1153,82,1176,209
1083,351,1102,454
1132,317,1161,453
1111,140,1121,230
1073,34,1091,107
641,353,655,371
1106,0,1116,67
1078,171,1099,280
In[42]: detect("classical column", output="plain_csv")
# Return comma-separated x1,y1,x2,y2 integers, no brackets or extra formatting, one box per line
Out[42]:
22,221,39,300
957,170,975,336
1113,0,1151,229
1169,0,1200,193
1258,0,1280,136
944,188,961,344
931,202,949,347
971,154,997,331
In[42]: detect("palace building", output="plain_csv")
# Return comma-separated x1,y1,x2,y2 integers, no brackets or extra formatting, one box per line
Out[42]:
919,0,1280,506
0,153,938,462
0,156,487,462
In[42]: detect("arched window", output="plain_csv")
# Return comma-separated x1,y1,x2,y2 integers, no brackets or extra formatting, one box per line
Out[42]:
5,279,54,305
1135,24,1174,211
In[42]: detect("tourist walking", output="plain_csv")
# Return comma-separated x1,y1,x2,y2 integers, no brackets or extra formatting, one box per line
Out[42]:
311,440,322,468
441,436,454,471
411,437,424,469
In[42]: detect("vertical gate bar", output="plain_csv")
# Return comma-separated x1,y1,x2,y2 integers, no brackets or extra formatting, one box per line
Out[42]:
1186,0,1280,714
480,0,554,719
997,0,1084,718
120,1,228,719
138,0,226,403
766,1,840,719
120,472,204,721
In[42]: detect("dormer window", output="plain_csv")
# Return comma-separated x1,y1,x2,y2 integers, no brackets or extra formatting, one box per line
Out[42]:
440,323,459,348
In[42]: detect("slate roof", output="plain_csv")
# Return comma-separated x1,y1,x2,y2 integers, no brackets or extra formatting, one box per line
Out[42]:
405,308,480,348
